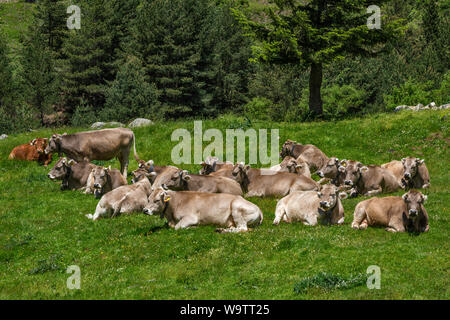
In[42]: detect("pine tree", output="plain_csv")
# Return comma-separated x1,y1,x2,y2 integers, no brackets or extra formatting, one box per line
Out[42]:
233,0,405,116
61,0,115,113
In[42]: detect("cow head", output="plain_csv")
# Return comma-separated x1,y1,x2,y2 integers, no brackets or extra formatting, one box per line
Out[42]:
285,157,308,176
163,169,190,190
48,157,76,181
45,133,66,155
402,157,424,181
143,186,171,217
317,157,340,179
280,139,297,158
402,190,427,220
199,156,219,175
31,138,48,155
91,166,112,198
317,184,346,224
131,167,156,184
339,160,368,187
231,162,250,190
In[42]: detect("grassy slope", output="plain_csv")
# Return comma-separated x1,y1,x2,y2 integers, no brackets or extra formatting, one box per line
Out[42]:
0,111,448,299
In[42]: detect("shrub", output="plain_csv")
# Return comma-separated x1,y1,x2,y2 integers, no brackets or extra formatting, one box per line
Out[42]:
383,79,435,110
71,100,97,127
243,97,274,121
322,84,367,119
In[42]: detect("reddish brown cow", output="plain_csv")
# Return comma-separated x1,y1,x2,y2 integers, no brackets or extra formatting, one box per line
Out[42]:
8,138,53,166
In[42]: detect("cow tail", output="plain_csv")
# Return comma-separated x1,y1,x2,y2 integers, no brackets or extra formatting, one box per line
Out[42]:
132,132,139,162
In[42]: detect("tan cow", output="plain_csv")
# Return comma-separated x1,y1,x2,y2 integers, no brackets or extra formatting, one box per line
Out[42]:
86,166,128,198
382,157,430,189
280,139,328,172
45,128,139,178
316,157,346,186
352,190,429,233
161,169,243,195
48,158,96,191
199,156,234,175
339,160,401,197
273,184,346,226
231,163,319,197
86,174,152,220
269,156,311,178
143,188,263,233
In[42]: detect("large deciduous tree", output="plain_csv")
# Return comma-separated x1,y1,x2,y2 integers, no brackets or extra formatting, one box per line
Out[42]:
233,0,404,116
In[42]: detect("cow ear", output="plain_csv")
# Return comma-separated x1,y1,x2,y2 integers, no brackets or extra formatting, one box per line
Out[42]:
401,158,406,164
182,174,191,181
67,159,76,167
335,158,340,164
62,133,67,136
360,166,369,173
146,160,154,166
244,165,251,172
422,195,428,203
201,162,206,167
31,139,37,145
317,192,322,198
417,158,424,165
339,192,348,200
340,160,347,167
402,193,408,201
149,172,157,177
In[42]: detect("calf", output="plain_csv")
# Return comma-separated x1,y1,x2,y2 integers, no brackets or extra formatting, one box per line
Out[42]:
280,139,328,172
9,138,53,166
269,156,311,178
86,174,152,220
48,158,96,191
382,157,430,189
231,163,319,197
162,169,243,195
273,184,346,226
199,156,233,175
87,166,128,198
340,160,401,197
45,128,139,178
352,190,429,233
143,188,263,233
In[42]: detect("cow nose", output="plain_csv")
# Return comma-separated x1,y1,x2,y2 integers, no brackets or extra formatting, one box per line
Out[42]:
94,183,101,188
344,180,352,185
143,208,149,214
320,201,326,206
317,171,324,178
404,173,411,179
409,209,417,216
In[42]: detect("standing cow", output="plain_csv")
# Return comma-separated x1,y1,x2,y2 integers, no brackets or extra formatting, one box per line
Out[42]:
352,190,429,233
9,138,53,166
45,128,139,178
382,157,430,189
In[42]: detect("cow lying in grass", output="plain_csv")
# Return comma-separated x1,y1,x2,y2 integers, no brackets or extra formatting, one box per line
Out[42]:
9,138,53,167
279,139,329,173
352,190,429,233
48,158,96,191
339,160,402,197
162,169,243,195
199,156,233,175
316,157,345,186
86,166,128,198
86,173,152,220
231,163,319,197
269,156,311,178
382,157,430,189
143,187,263,233
273,184,346,226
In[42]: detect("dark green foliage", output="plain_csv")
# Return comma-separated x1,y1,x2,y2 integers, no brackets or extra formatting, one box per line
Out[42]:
100,56,160,122
294,272,367,294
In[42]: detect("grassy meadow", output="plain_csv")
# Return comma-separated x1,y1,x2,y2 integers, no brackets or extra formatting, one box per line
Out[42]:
0,111,449,299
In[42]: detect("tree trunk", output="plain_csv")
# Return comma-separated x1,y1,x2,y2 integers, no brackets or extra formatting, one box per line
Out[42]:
309,62,323,116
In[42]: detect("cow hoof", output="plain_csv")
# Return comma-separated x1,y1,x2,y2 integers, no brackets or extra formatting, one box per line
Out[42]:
215,228,226,234
85,214,94,220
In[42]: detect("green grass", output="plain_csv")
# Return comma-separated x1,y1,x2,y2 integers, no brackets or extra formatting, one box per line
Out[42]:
0,111,449,299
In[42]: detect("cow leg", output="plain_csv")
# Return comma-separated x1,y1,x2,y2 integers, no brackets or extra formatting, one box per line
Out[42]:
273,203,286,225
385,227,399,233
174,215,198,230
366,187,382,197
352,202,367,229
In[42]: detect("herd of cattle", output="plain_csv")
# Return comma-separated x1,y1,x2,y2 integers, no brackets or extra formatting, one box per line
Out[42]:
8,127,430,234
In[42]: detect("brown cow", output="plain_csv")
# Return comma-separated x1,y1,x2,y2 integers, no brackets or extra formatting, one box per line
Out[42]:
382,157,430,189
339,160,401,197
352,190,429,233
280,139,328,172
48,158,96,191
231,163,319,197
143,187,263,233
9,138,53,166
269,156,311,178
199,156,234,175
45,128,139,178
87,166,128,198
161,169,243,195
316,157,345,186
